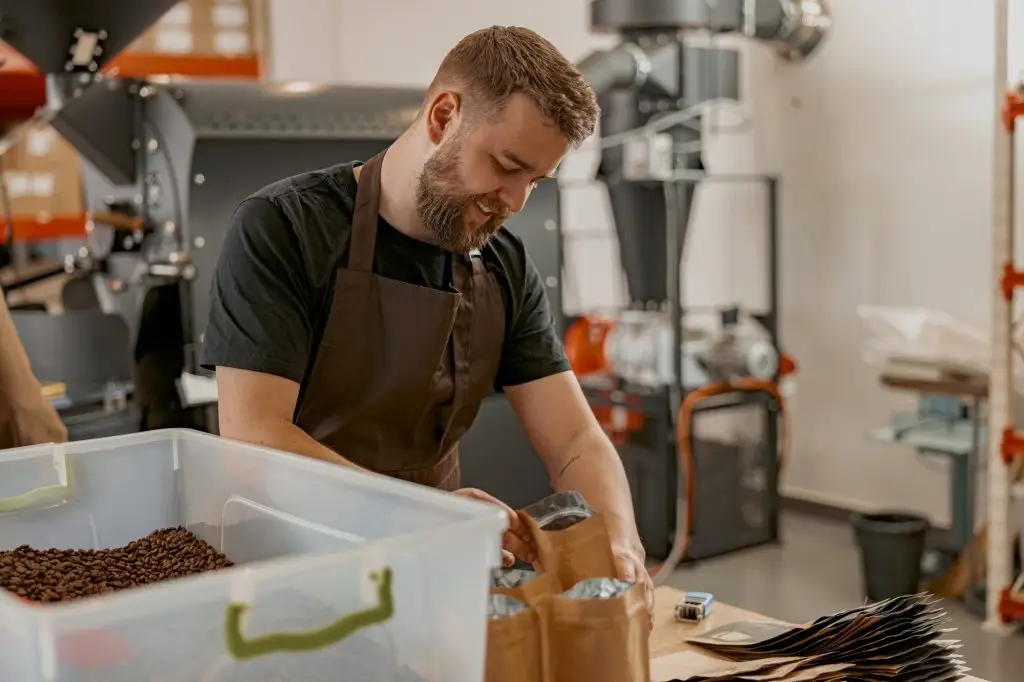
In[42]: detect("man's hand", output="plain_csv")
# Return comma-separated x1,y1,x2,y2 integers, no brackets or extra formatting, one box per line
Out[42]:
0,294,68,449
612,544,654,630
3,399,68,448
453,488,537,567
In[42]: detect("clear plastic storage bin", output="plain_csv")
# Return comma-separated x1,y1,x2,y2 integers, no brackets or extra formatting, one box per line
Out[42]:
0,430,506,682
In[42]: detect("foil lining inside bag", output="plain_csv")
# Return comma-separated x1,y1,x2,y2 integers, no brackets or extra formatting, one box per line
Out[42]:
487,594,531,620
492,568,541,589
562,577,635,600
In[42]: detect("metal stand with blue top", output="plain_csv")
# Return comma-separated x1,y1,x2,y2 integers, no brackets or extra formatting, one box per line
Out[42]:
871,365,987,608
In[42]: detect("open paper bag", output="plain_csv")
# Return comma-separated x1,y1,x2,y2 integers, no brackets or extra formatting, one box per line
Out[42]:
485,512,649,682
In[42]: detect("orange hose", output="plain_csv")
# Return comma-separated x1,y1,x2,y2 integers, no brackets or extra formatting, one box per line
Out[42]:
650,377,789,580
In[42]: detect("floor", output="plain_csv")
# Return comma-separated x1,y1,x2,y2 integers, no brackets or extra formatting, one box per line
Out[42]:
662,512,1023,682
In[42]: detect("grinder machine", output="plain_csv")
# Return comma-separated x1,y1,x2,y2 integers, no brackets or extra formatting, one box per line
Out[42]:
564,0,830,575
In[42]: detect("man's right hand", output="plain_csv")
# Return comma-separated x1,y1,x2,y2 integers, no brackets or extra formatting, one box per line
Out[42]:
453,487,537,567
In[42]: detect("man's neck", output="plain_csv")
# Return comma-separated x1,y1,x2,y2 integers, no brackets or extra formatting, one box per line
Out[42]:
358,132,430,242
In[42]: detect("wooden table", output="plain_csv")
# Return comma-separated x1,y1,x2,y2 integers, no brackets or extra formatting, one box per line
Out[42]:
650,587,987,682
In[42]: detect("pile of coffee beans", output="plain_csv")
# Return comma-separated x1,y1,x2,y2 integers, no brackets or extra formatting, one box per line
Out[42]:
0,527,233,603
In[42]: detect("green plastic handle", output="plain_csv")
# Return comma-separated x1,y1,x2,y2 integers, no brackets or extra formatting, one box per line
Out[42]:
224,567,395,660
0,456,74,513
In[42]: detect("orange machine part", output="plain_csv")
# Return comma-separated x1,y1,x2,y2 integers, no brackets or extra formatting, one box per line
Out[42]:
1,215,87,244
104,53,262,79
564,315,645,442
1000,427,1024,465
564,315,615,376
1003,91,1024,132
1000,261,1024,302
778,352,797,378
999,587,1024,623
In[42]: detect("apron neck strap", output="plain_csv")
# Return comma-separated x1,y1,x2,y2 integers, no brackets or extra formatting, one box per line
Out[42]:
351,151,486,287
452,250,484,291
348,151,386,272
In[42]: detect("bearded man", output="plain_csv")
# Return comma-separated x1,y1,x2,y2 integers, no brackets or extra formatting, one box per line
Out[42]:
202,25,652,611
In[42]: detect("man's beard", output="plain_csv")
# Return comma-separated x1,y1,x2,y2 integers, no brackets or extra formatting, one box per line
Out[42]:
415,139,509,254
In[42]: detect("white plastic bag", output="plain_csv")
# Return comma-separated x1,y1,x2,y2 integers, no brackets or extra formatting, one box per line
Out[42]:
856,305,991,375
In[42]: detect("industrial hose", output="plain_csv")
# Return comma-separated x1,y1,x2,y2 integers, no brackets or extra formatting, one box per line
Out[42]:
650,376,790,585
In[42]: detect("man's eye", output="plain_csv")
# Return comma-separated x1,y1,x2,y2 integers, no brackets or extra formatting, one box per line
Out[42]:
492,158,516,174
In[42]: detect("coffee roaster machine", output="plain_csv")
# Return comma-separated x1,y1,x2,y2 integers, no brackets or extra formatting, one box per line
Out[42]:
0,0,465,432
0,1,828,570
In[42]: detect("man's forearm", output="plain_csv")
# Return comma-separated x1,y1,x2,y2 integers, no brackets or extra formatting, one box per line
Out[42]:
548,424,643,555
223,417,368,471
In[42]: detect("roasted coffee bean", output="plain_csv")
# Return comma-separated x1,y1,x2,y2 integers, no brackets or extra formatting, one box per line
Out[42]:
0,527,233,603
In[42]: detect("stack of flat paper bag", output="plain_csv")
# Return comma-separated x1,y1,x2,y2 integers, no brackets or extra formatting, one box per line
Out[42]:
655,593,968,682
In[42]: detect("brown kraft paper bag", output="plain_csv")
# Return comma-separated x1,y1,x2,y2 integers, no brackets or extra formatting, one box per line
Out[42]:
485,596,549,682
486,573,560,682
507,512,649,682
548,582,650,682
523,513,619,588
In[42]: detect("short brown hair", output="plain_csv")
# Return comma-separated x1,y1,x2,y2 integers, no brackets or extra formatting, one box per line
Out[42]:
429,26,599,148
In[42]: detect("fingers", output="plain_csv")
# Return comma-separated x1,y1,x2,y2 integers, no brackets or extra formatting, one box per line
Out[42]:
612,551,638,583
501,549,516,568
454,488,537,563
503,511,537,563
615,551,654,630
502,528,537,564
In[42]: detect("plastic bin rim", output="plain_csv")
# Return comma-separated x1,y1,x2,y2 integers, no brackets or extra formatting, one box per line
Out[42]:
0,428,507,521
0,507,505,620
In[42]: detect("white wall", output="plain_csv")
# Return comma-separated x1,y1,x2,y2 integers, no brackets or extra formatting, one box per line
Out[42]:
775,1,1024,522
267,0,1024,525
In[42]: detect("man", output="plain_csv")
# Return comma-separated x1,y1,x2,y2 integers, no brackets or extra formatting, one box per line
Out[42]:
0,292,68,448
203,26,652,608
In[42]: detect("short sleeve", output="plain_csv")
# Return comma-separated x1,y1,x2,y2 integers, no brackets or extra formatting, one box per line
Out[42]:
200,197,313,383
495,252,571,388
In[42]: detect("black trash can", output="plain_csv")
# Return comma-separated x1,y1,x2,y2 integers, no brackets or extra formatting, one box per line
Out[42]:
852,512,929,601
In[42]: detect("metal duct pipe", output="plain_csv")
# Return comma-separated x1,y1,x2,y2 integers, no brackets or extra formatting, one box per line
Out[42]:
745,0,832,62
577,43,652,96
589,0,831,62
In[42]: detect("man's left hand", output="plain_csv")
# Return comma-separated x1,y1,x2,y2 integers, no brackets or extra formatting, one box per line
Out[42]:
612,545,654,629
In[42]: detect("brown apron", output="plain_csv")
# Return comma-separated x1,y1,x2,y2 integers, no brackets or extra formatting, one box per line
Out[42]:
293,151,505,491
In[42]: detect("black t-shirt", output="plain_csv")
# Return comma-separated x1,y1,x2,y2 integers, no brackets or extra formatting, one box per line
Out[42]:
200,162,570,393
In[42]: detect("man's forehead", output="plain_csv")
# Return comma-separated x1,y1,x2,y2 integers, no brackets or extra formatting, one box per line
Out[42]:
474,101,568,172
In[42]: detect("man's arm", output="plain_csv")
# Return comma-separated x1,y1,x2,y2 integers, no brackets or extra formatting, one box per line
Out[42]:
505,373,642,555
203,197,360,467
0,293,67,446
494,245,641,554
215,366,365,469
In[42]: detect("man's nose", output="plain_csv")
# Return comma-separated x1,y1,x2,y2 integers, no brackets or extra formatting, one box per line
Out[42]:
499,182,532,214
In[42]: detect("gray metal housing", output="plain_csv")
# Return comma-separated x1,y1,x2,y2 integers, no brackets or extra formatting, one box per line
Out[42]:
578,0,830,302
67,81,427,357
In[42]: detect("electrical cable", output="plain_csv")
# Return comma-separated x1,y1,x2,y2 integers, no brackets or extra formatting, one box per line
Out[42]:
650,377,789,585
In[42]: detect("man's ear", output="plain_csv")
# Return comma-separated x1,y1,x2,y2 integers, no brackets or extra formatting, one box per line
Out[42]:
425,91,460,145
